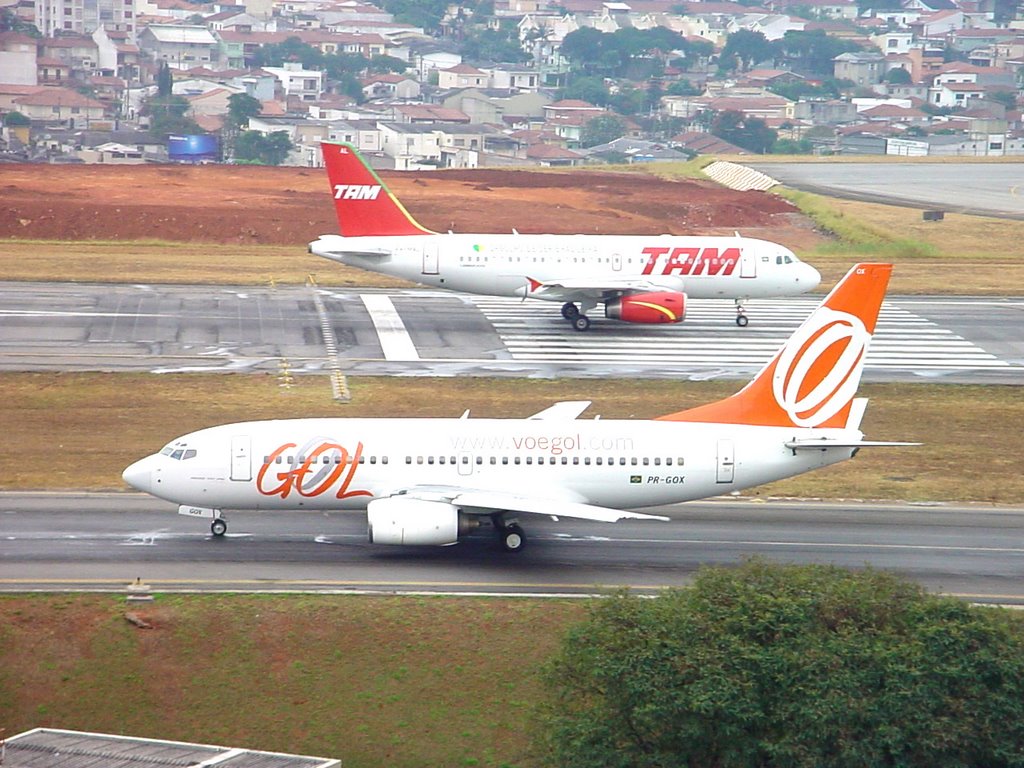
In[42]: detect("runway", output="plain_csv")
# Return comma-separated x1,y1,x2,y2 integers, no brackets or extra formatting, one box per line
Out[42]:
1,282,1022,384
746,162,1024,220
2,493,1023,603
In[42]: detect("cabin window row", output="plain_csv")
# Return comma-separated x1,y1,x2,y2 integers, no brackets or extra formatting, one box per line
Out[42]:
265,455,389,465
403,455,684,467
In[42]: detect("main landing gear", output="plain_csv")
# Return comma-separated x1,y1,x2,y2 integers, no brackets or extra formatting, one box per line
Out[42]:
561,302,592,332
494,514,527,552
735,299,749,327
211,516,228,537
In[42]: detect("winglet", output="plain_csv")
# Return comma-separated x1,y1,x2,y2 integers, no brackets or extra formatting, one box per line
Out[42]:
320,142,434,237
658,263,892,428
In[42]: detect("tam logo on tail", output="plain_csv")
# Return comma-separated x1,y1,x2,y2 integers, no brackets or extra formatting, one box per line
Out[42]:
333,184,382,200
320,141,434,237
659,263,891,428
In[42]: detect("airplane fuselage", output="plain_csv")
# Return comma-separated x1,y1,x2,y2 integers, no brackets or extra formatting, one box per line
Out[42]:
310,232,816,300
127,418,859,514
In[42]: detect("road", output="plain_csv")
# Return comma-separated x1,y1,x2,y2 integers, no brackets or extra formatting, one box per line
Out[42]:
2,493,1023,603
2,282,1022,384
746,162,1024,219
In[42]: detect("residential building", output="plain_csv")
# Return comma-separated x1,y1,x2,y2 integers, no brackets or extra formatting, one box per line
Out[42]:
834,50,885,86
138,24,219,70
0,32,37,86
13,86,106,127
261,62,323,102
35,0,135,39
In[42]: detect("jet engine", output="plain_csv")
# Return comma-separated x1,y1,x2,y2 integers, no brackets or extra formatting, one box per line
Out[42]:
367,497,478,546
604,292,686,324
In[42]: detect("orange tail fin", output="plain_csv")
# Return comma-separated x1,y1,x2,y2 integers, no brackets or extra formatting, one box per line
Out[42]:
658,263,892,428
320,142,434,237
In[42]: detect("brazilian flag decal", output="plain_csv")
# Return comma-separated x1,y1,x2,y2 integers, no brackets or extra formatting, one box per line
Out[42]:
630,475,642,484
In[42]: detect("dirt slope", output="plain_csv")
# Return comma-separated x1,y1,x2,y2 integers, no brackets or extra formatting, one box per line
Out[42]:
0,163,820,249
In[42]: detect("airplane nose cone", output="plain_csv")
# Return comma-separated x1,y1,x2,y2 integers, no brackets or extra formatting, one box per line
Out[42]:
122,457,153,493
802,262,822,290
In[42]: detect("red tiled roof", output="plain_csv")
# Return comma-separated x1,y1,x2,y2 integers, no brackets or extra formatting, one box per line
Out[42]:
14,87,104,108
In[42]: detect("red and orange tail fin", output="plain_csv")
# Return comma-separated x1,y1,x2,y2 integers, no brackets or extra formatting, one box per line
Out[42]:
658,263,892,428
320,141,434,237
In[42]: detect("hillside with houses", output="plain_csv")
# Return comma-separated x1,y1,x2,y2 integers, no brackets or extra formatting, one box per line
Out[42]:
1,0,1022,165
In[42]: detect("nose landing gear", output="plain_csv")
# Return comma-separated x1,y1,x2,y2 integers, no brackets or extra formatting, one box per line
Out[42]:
735,299,749,327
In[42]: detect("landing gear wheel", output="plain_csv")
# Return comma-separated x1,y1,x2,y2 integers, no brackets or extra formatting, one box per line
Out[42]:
211,518,227,537
572,315,591,332
561,302,580,320
500,524,527,553
736,314,749,327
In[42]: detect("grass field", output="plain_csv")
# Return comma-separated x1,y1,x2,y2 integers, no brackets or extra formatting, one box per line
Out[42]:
0,593,586,768
2,373,1021,503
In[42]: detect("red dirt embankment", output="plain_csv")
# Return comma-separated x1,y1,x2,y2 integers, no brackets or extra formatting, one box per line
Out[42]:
0,163,819,249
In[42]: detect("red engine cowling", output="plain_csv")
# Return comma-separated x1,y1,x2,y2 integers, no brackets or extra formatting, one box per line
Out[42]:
605,292,686,324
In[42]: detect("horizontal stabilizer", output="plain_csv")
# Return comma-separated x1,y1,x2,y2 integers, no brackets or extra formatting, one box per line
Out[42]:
318,247,392,260
785,439,921,450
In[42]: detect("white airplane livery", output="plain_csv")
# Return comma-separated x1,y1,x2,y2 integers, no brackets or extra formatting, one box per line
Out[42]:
308,142,821,331
122,263,912,552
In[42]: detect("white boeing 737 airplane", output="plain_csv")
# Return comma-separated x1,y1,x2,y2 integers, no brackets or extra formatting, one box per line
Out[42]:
308,142,820,331
123,263,912,552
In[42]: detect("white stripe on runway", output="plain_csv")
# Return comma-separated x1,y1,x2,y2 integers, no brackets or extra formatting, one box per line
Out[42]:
360,294,420,361
470,297,1010,371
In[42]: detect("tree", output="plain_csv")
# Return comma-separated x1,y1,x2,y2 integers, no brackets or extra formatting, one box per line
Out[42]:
609,85,645,115
3,111,30,126
989,89,1019,110
226,92,261,131
560,27,607,74
157,61,172,98
539,561,1024,768
143,93,201,139
720,29,778,73
884,66,912,84
666,78,701,96
711,109,777,153
778,28,862,78
558,76,610,106
233,130,293,165
368,54,409,74
252,36,322,69
459,26,530,63
1,7,39,35
580,115,626,148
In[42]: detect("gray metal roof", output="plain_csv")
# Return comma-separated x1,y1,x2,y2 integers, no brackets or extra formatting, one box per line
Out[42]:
3,729,340,768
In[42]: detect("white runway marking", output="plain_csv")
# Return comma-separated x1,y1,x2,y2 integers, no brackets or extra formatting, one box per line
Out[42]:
469,297,1009,371
360,293,420,361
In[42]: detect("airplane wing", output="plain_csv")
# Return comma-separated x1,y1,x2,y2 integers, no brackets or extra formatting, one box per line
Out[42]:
527,401,592,420
523,275,687,302
386,486,669,523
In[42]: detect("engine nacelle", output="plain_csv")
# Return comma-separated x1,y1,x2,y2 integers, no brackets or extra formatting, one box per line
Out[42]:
604,291,686,324
367,497,477,546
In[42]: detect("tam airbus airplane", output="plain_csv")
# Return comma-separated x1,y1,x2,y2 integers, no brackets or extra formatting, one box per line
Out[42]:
308,142,821,331
123,263,913,552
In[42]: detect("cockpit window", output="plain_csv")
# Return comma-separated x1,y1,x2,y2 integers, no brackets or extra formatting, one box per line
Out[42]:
161,442,197,461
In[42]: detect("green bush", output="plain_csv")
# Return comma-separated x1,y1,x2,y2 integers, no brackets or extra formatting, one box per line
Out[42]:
539,561,1024,768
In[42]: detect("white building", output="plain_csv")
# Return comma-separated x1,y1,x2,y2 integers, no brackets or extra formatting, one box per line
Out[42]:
262,62,323,102
137,25,219,70
35,0,135,39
